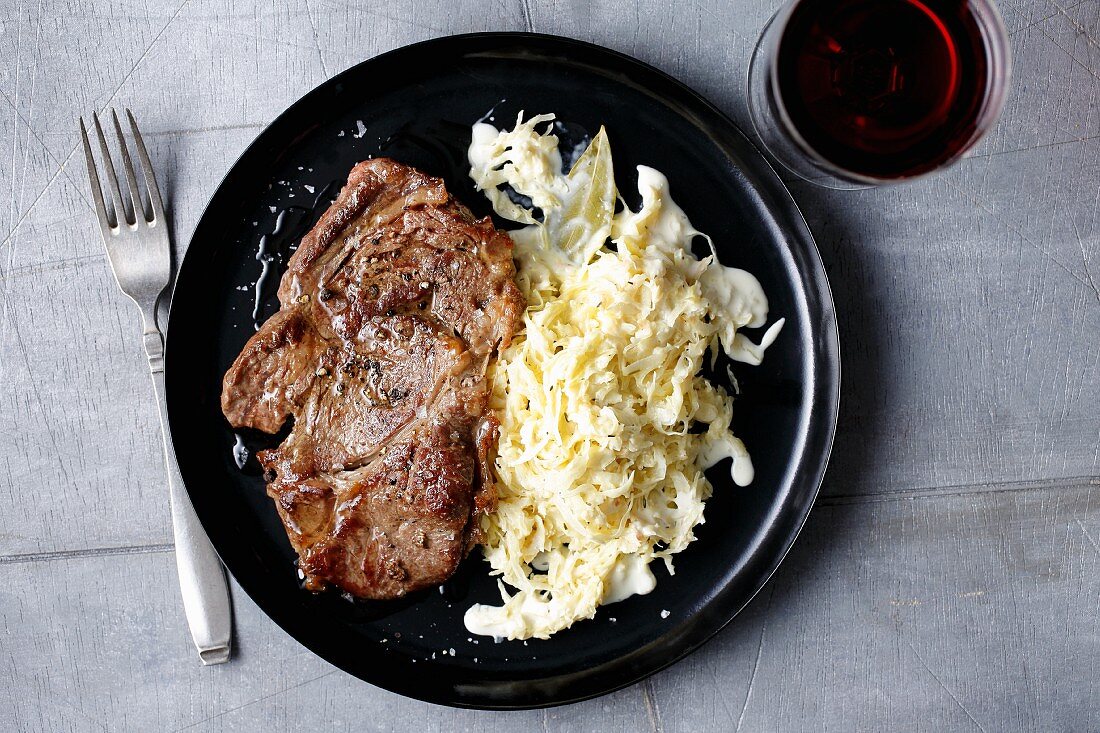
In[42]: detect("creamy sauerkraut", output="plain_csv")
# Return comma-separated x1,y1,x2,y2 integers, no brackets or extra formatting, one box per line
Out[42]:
464,113,784,640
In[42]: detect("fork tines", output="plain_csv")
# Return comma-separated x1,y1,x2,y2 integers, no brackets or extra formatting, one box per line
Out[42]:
80,109,164,233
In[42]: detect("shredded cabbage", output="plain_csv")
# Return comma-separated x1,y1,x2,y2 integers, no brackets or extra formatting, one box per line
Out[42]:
464,113,783,640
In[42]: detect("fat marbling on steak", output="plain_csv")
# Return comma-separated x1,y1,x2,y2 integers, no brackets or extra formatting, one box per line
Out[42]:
221,159,524,599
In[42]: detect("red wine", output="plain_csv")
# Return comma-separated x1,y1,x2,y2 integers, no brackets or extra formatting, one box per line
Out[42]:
775,0,994,180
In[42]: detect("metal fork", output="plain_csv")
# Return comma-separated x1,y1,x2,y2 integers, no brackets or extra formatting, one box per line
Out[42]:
80,110,233,665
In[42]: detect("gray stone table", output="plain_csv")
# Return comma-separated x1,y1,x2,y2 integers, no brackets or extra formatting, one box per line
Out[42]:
1,0,1097,730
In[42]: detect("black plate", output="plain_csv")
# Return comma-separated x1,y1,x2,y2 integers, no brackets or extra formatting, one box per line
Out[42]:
166,32,839,709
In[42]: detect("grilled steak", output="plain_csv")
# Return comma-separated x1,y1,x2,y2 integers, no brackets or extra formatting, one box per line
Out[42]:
222,159,524,599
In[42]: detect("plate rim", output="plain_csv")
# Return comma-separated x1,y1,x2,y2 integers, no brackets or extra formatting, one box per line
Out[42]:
166,30,841,709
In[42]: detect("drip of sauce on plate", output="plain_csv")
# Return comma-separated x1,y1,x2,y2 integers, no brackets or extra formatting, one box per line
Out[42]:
700,265,786,366
251,181,339,330
231,433,249,470
251,211,282,327
699,433,756,487
463,552,659,641
603,554,657,604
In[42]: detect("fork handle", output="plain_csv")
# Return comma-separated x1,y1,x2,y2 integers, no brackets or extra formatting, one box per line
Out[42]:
147,333,234,665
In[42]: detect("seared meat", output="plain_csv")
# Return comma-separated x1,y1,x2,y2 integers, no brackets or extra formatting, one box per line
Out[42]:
222,159,523,598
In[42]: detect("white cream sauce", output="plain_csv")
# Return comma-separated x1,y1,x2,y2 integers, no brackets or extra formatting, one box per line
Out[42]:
463,552,658,640
699,432,756,487
625,167,699,254
603,553,657,604
700,264,768,329
464,593,559,642
612,166,709,281
468,115,564,225
700,263,786,366
467,122,500,173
